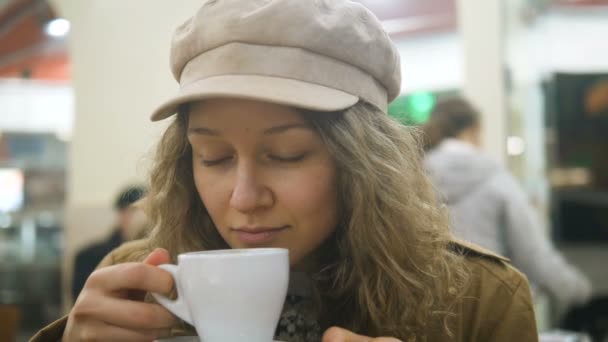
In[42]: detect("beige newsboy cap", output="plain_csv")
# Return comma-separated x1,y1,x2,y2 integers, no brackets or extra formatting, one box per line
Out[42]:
150,0,402,121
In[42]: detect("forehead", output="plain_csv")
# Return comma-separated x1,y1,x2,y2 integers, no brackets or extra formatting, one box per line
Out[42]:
188,99,306,128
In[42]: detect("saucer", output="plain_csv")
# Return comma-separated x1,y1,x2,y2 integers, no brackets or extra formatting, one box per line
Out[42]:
156,337,282,342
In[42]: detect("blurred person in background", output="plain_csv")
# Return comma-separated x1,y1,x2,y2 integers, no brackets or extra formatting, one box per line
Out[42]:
422,98,592,316
71,185,148,301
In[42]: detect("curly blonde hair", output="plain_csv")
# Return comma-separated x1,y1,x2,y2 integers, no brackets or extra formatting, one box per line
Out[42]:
144,102,469,339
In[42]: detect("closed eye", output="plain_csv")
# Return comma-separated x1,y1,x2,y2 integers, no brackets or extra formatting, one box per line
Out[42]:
201,156,232,166
269,154,306,163
200,154,307,166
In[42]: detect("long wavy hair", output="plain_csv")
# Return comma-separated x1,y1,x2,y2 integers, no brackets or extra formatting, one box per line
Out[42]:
143,101,469,338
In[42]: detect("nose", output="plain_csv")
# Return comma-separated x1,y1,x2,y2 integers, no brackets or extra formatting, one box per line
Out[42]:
229,162,273,213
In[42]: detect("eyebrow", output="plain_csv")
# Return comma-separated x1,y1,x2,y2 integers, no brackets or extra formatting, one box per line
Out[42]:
188,123,311,136
263,123,310,135
188,127,220,136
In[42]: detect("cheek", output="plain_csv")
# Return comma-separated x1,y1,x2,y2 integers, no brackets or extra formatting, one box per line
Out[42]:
193,166,226,219
283,164,338,230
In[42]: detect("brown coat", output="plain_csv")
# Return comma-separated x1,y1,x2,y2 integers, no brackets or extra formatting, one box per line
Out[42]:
31,239,539,342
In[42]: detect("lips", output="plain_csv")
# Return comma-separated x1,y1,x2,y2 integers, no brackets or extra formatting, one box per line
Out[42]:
232,226,288,245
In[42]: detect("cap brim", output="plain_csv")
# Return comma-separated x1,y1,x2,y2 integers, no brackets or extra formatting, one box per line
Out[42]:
150,75,359,121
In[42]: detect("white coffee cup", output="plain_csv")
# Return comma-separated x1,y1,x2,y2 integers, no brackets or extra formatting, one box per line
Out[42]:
152,248,289,342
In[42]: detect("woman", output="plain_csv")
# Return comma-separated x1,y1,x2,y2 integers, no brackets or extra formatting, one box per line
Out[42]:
423,97,592,316
33,1,538,341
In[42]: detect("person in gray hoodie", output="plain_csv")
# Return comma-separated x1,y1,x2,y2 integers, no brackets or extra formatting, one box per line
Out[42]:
423,97,592,315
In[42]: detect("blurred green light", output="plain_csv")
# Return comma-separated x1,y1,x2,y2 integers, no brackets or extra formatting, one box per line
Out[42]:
388,91,436,125
407,92,435,124
388,95,409,123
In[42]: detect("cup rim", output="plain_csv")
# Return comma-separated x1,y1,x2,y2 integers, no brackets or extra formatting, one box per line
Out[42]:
177,248,288,260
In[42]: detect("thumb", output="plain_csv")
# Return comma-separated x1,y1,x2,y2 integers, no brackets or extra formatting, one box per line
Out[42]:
323,327,402,342
323,327,372,342
143,248,171,266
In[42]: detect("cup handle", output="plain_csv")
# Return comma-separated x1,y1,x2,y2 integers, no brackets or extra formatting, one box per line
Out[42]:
151,264,193,325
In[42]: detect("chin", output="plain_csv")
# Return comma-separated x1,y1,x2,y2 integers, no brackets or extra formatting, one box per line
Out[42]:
288,253,302,267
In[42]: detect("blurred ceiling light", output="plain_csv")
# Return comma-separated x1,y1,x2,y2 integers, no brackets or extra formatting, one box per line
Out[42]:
45,18,70,37
507,136,526,156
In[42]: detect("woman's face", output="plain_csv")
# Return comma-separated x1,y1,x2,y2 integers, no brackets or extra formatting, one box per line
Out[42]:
187,98,339,266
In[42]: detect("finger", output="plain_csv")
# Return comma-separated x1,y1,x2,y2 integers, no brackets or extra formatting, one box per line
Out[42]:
323,327,373,342
75,292,177,329
322,327,402,342
86,262,174,295
143,248,171,266
76,319,172,342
